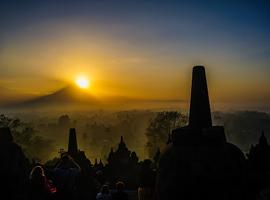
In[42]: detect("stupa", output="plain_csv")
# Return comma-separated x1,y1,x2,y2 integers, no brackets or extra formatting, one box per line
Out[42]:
156,66,246,200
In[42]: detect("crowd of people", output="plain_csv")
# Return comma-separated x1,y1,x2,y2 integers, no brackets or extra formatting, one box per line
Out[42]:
0,127,157,200
29,155,132,200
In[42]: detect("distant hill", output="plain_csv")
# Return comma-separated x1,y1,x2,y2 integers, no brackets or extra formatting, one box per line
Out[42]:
1,85,186,111
3,86,101,110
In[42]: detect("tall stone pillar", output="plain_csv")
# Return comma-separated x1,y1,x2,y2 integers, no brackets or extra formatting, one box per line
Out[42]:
189,65,212,128
68,128,78,156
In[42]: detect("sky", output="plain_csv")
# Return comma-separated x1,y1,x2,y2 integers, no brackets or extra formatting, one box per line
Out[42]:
0,0,270,110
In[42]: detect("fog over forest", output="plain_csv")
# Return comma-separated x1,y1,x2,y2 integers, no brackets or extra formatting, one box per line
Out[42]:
1,109,269,163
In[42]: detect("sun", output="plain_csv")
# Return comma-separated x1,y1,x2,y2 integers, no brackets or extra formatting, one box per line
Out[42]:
76,76,90,89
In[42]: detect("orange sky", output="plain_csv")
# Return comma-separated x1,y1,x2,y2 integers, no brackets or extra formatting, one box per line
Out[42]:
0,1,270,111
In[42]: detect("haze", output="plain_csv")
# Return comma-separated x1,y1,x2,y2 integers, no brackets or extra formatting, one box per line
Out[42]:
0,0,270,111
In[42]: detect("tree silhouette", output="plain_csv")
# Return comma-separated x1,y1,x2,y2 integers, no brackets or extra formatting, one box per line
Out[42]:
0,114,54,161
145,111,187,158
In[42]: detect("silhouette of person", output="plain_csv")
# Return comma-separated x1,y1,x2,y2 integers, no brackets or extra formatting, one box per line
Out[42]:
29,165,57,200
111,181,129,200
96,184,111,200
96,170,107,189
53,154,81,200
138,160,156,200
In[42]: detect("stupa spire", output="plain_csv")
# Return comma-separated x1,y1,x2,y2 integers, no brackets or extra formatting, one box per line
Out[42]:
68,128,78,156
188,66,212,128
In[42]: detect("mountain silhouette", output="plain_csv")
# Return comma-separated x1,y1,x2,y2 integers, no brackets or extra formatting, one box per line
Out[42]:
2,85,186,111
4,85,101,110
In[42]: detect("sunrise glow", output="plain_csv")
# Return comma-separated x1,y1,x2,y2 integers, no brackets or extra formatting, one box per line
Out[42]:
76,76,90,89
